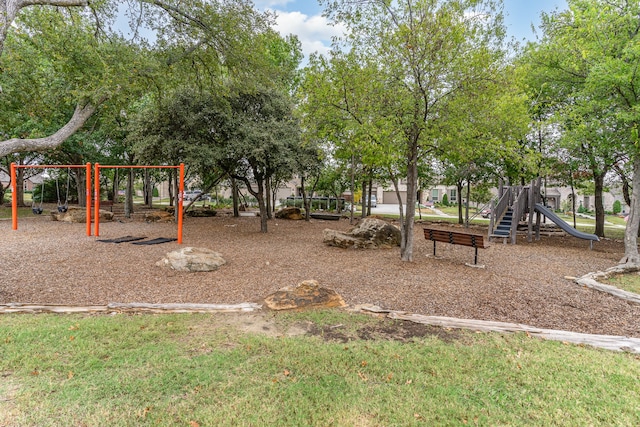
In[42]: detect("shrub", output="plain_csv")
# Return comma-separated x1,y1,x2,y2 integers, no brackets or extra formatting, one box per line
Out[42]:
613,200,622,215
441,194,449,206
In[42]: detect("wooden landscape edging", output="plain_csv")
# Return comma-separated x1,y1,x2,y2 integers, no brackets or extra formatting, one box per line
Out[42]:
358,304,640,354
572,264,640,305
0,302,262,314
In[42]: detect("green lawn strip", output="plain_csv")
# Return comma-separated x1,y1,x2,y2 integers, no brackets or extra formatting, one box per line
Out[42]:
1,312,639,426
600,273,640,295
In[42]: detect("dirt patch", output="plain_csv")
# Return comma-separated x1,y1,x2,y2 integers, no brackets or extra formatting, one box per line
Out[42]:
306,318,466,344
190,311,468,344
0,373,20,426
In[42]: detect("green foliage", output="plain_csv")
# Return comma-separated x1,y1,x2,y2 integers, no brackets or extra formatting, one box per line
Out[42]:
308,0,510,259
470,183,493,206
521,0,640,242
613,200,622,215
441,193,449,207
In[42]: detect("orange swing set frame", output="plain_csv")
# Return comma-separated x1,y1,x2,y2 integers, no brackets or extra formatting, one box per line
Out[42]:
93,163,185,244
11,163,93,236
10,162,185,244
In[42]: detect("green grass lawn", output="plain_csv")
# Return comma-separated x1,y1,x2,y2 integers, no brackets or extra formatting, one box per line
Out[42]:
1,310,639,426
600,273,640,295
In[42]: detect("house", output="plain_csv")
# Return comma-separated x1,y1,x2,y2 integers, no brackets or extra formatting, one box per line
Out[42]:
0,170,41,193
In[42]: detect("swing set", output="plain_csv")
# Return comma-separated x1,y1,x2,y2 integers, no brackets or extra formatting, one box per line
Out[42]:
10,163,92,236
10,162,185,244
93,163,184,243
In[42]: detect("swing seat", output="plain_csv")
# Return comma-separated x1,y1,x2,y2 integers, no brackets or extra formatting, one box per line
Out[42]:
57,206,68,213
32,207,43,215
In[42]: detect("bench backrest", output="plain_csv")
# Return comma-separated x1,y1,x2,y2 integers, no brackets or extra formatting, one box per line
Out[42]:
423,228,488,249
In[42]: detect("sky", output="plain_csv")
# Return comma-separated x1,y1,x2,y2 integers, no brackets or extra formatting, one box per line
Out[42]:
253,0,568,61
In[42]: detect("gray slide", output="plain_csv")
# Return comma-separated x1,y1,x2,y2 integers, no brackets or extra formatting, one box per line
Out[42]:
534,203,599,241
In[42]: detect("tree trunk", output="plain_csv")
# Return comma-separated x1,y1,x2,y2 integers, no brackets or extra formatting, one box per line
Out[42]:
270,178,278,215
257,179,268,233
16,166,25,207
389,172,405,252
167,169,174,207
113,169,120,203
593,171,605,237
350,154,355,224
143,169,152,207
465,180,471,227
366,178,373,216
401,141,418,262
360,179,367,219
75,170,85,207
173,170,179,221
301,175,311,221
457,181,464,225
231,177,239,217
265,176,272,219
125,169,134,218
621,156,640,264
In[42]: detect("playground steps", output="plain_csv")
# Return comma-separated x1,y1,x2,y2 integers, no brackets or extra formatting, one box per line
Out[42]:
491,208,513,239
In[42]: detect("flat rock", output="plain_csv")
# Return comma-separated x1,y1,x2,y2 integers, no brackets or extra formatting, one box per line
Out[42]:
157,247,226,272
264,279,346,310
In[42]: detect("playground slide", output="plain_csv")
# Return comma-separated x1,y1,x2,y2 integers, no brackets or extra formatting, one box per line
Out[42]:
534,204,599,241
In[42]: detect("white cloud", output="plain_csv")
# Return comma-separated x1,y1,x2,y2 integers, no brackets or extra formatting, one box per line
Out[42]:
270,10,345,59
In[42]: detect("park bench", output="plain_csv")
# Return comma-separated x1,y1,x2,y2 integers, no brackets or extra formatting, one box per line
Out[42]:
423,227,489,266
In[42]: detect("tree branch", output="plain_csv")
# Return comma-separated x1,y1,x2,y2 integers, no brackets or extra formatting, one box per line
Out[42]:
18,0,86,7
0,102,98,157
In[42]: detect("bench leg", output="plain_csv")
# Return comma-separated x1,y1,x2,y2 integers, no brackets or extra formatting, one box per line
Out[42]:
474,247,478,265
433,241,437,257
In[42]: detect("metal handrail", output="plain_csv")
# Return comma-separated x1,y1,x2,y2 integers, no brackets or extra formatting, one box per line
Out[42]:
489,187,512,236
468,199,496,223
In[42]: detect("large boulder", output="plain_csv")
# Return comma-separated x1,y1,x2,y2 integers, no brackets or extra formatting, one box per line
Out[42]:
323,217,401,249
275,206,303,220
145,210,175,223
264,280,346,310
50,206,113,222
156,247,226,272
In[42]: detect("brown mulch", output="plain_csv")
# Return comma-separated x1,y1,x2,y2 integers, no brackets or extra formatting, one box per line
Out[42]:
2,210,639,338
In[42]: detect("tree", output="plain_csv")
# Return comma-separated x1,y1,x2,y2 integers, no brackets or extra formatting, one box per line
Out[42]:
0,0,278,158
318,0,508,261
227,88,301,232
529,0,640,262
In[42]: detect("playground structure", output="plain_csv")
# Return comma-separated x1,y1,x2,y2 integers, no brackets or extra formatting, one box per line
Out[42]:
9,162,185,244
488,178,599,248
10,163,92,236
93,163,185,243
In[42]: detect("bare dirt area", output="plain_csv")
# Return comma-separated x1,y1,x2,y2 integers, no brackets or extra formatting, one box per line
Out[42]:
2,210,639,338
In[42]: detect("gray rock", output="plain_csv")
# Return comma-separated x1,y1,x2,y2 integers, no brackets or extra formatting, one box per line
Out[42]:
157,247,226,272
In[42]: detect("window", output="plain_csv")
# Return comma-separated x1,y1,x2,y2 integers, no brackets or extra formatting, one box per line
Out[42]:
431,189,439,202
450,189,457,202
